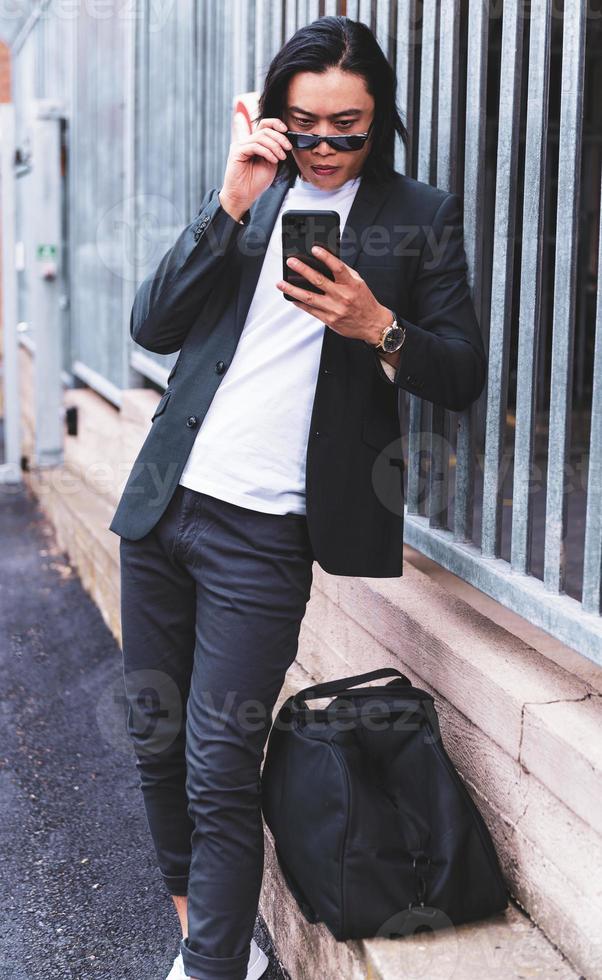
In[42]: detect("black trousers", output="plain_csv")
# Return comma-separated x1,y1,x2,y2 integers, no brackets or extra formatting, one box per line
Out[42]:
119,484,314,979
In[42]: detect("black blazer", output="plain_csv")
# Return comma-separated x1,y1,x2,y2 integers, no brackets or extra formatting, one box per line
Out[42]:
108,168,487,576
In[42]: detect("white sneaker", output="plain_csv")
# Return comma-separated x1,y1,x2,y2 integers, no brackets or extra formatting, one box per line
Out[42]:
245,938,269,979
166,938,269,980
166,951,186,980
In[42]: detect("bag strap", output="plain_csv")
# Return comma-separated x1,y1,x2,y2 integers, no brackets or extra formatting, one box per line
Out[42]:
292,667,410,709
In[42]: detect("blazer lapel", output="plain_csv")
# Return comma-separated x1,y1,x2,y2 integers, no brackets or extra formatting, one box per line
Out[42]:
338,171,394,271
234,169,395,338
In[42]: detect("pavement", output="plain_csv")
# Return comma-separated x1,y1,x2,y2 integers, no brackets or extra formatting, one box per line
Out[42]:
0,479,289,980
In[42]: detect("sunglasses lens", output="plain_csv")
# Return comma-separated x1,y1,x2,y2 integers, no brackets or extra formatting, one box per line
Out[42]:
287,133,318,149
324,135,367,151
285,132,369,151
339,135,365,150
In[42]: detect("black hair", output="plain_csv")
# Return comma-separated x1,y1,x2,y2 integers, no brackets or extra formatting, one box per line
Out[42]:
254,16,408,184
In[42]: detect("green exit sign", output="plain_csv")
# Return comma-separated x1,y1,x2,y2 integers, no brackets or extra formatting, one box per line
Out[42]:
36,244,57,260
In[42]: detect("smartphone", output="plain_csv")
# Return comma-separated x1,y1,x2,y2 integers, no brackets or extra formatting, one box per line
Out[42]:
281,210,340,301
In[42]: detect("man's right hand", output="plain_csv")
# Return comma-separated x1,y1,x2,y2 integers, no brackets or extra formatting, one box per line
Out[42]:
219,117,293,221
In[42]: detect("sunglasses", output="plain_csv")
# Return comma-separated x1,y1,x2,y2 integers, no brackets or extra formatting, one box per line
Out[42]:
284,119,374,152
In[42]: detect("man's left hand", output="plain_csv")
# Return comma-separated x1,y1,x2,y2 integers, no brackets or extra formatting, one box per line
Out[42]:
276,245,393,346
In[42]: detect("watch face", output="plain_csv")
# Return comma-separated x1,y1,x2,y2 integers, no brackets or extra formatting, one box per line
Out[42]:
382,326,405,352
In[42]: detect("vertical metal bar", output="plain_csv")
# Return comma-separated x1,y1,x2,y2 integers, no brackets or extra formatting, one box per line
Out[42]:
481,1,525,558
582,169,602,615
537,151,553,419
296,0,308,26
70,5,84,376
307,0,320,21
218,4,227,187
159,2,171,207
0,104,22,484
246,0,257,91
436,0,459,192
395,0,416,176
416,0,437,185
543,0,587,592
181,0,193,217
214,0,223,186
232,0,245,97
510,0,553,575
173,4,182,215
201,0,210,184
255,0,267,90
200,0,210,185
242,0,255,103
219,0,230,180
187,0,200,212
30,101,64,467
454,0,490,544
429,0,460,531
67,0,79,380
375,0,392,60
122,0,138,385
212,0,221,185
406,0,437,517
284,0,296,38
197,0,207,189
359,0,372,27
575,196,588,407
270,0,284,57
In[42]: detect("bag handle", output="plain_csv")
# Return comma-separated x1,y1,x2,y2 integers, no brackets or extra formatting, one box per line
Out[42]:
292,667,411,709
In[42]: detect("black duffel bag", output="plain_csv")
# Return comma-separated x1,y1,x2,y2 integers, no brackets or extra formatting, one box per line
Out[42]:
261,667,508,941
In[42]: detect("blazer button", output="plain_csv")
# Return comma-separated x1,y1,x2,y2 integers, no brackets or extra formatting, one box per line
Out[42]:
215,360,226,374
186,416,198,427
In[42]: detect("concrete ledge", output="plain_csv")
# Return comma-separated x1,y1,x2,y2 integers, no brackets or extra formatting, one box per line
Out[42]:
521,696,602,838
24,463,122,645
363,900,578,980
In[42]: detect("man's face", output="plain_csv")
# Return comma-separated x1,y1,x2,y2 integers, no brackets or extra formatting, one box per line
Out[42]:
283,68,375,189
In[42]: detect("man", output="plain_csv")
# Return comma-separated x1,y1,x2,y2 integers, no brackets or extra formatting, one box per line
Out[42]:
109,16,487,980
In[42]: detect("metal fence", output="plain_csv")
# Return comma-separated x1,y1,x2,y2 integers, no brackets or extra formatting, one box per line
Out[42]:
6,0,602,662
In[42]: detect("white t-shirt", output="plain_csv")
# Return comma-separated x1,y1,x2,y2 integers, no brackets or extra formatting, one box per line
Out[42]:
178,173,391,515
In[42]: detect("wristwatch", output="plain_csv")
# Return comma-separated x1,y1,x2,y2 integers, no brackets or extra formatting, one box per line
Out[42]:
367,311,406,354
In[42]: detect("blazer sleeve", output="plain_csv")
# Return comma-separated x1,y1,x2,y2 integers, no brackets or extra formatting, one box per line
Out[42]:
130,188,251,355
374,192,488,413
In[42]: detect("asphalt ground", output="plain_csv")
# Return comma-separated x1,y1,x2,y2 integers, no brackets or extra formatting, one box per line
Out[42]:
0,480,289,980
